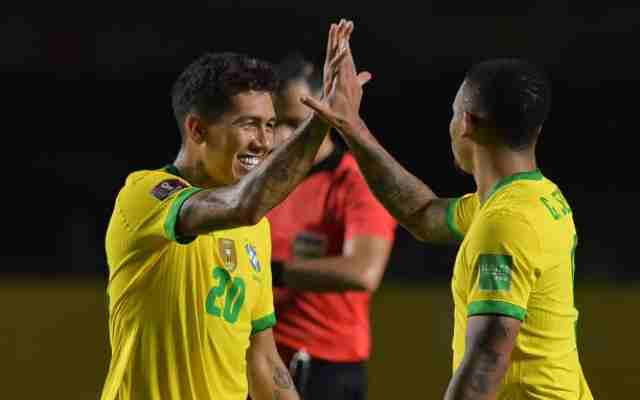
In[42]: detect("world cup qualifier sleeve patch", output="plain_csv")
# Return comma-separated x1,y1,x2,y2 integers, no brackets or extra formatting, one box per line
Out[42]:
151,179,188,201
477,254,513,291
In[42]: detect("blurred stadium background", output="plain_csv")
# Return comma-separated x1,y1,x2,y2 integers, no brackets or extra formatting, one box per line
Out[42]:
3,2,639,398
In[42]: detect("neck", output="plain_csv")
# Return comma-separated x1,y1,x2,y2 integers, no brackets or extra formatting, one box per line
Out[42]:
472,145,537,204
173,147,219,189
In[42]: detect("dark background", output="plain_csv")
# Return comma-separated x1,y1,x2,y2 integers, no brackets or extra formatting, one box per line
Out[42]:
7,3,637,281
2,3,639,399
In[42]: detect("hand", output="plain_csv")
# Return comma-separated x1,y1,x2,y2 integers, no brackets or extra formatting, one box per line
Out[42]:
322,19,351,100
303,20,372,135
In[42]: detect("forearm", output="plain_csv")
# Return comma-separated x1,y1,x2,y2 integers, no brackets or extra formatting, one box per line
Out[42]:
339,121,441,240
444,349,510,400
242,116,329,221
247,348,299,400
282,256,378,292
179,116,329,234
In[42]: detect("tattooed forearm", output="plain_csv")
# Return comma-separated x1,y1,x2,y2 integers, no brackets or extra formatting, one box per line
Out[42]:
340,124,446,241
273,366,294,390
245,116,329,218
179,116,329,235
444,317,517,400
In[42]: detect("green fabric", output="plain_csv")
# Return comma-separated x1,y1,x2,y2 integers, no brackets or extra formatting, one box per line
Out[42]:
446,198,464,241
477,254,513,292
164,187,203,244
468,300,527,321
251,313,277,335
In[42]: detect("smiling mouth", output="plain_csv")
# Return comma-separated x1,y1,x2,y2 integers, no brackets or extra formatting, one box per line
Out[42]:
238,155,262,171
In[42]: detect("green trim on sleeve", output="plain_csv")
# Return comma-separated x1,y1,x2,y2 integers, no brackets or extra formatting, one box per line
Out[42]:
446,198,465,241
468,300,527,321
164,187,203,244
251,312,277,335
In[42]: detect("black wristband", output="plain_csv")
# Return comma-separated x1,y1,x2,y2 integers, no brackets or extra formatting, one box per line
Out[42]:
271,260,285,287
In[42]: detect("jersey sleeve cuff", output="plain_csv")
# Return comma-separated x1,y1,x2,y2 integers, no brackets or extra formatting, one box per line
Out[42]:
164,187,203,244
446,198,465,241
468,300,527,321
251,312,276,335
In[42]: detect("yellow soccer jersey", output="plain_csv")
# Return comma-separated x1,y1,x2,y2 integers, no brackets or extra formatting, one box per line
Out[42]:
101,165,276,400
447,169,593,400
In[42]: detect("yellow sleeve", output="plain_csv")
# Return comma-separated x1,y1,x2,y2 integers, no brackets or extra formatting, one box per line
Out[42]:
251,218,276,335
464,211,541,321
112,170,203,247
446,193,480,241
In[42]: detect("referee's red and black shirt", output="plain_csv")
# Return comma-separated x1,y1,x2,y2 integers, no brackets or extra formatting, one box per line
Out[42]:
267,146,397,362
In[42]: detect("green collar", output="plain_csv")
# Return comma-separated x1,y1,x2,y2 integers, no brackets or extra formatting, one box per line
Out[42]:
481,169,544,207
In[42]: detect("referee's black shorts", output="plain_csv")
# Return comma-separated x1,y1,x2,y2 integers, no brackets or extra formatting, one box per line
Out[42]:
280,345,367,400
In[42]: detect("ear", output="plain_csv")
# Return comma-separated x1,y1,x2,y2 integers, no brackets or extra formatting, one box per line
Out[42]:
184,113,207,144
461,111,482,139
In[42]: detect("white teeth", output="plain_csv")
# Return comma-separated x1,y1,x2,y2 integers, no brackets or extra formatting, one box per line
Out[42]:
239,156,260,168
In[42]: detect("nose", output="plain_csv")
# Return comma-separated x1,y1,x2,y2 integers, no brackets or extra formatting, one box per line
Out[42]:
251,125,274,154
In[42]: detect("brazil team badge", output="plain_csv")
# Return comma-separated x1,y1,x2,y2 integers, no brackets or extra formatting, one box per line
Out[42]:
245,243,261,273
218,238,237,272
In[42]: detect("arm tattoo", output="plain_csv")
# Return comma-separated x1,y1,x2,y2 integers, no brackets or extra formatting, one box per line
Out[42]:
180,117,329,234
246,117,328,217
445,318,515,400
342,128,446,241
273,366,294,390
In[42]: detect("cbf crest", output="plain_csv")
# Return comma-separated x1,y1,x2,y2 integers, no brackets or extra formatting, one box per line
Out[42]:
244,243,261,273
218,238,237,272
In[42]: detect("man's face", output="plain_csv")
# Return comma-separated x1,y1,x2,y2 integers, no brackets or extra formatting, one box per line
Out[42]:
449,82,474,174
200,90,276,186
274,80,314,146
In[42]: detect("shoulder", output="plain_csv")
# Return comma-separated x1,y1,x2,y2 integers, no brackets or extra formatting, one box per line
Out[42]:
118,168,190,200
473,209,541,252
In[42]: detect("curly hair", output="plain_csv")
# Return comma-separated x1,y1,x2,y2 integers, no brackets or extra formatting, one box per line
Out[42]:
171,52,279,132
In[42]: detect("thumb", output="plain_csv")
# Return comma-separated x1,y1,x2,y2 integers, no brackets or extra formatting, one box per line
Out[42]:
300,96,336,124
357,71,372,86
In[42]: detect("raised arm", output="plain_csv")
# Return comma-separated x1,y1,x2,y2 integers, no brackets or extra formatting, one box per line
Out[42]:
300,43,457,244
177,21,358,237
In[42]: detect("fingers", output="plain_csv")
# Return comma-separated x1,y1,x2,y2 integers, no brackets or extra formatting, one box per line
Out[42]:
329,19,348,60
300,96,336,126
326,23,337,60
328,46,349,77
357,71,372,86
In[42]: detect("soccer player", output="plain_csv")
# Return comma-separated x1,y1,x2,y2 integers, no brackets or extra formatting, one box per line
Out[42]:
267,54,397,399
100,20,366,400
303,43,594,399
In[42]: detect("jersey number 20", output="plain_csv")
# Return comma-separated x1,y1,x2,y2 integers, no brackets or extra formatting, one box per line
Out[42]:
206,267,246,323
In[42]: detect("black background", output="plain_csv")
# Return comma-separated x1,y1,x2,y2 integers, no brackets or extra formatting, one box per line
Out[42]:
7,2,638,282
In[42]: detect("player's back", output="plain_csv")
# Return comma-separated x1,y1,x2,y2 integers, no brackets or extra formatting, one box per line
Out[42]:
450,170,593,399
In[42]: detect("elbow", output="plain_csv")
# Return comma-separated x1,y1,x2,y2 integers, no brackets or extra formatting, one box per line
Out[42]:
234,200,267,227
356,267,384,292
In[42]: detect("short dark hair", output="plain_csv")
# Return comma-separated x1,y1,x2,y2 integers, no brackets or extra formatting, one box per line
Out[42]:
275,52,322,95
463,58,551,150
171,52,279,132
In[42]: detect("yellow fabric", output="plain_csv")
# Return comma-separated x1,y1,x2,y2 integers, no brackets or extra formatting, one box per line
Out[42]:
101,167,275,400
449,170,593,399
